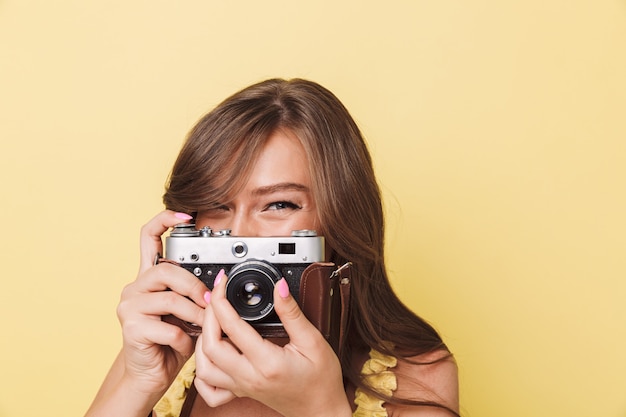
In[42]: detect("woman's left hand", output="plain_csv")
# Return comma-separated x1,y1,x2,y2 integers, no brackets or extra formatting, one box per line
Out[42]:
194,270,352,417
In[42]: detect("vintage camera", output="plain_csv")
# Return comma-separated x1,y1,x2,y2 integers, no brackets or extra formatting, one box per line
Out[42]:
164,224,326,334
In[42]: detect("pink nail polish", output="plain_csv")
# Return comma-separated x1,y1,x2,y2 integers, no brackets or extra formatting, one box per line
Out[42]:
278,278,290,298
203,291,211,304
175,212,193,220
214,269,225,287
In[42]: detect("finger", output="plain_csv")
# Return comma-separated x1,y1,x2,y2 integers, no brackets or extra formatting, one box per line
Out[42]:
199,291,247,365
273,278,323,352
132,262,209,308
194,377,237,408
196,304,256,399
200,290,227,345
124,318,195,357
209,270,267,359
139,210,193,273
194,334,238,392
119,290,206,327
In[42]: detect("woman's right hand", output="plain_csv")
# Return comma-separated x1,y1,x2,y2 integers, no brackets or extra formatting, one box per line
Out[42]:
116,210,208,394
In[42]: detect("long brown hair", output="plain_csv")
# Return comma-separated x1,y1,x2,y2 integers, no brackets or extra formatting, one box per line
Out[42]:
163,78,456,414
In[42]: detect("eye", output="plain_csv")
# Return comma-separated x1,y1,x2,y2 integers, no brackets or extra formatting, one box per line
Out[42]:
265,201,301,211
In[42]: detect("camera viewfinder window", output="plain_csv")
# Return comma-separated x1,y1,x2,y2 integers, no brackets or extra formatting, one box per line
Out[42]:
278,243,296,255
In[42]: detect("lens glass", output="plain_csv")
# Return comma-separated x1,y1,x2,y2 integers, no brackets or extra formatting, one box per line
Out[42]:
242,281,262,306
226,260,281,321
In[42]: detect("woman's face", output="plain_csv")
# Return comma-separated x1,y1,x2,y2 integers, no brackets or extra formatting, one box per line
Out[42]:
195,128,319,237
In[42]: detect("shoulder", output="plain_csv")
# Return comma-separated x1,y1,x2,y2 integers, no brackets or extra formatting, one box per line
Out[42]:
388,350,459,416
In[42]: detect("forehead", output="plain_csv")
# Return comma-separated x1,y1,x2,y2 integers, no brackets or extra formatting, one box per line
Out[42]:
244,129,311,190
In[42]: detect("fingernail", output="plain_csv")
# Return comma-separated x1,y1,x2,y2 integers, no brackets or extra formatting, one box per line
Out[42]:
214,269,225,287
278,278,290,299
203,291,211,304
175,212,193,220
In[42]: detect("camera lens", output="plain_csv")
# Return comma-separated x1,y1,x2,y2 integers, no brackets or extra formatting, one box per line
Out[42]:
225,260,281,322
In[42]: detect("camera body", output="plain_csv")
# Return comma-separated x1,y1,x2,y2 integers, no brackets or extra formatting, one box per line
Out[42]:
164,224,325,332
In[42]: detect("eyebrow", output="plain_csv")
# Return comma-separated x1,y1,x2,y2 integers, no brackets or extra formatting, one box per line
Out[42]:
251,182,310,196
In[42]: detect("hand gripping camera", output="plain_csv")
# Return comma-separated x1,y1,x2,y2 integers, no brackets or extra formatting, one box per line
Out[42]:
162,224,348,349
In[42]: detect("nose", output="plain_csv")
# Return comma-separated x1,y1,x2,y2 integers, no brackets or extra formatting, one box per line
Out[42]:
228,211,258,236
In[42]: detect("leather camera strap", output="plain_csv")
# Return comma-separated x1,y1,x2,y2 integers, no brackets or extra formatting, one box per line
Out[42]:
333,262,352,358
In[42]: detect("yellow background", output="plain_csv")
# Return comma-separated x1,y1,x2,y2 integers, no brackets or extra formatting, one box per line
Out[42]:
1,1,625,416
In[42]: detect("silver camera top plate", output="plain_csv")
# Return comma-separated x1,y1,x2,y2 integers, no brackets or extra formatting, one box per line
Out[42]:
165,224,324,264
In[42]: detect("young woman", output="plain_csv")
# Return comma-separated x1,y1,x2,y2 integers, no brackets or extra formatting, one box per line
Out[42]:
86,79,459,417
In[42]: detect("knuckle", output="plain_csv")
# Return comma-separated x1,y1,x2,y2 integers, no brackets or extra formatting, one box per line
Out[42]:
195,358,216,381
204,395,224,408
152,263,169,280
116,297,133,321
199,335,216,357
194,361,208,378
278,300,302,320
152,263,179,286
258,365,281,383
119,281,137,298
120,318,142,340
164,323,187,342
139,221,152,238
191,277,209,294
161,290,178,307
192,308,205,328
115,302,125,320
254,356,282,382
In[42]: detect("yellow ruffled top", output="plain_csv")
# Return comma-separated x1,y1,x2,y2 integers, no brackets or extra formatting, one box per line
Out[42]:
353,349,398,417
154,355,197,417
154,349,398,417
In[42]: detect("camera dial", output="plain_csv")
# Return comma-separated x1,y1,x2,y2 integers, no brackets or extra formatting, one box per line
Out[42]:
291,229,317,237
170,224,200,237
